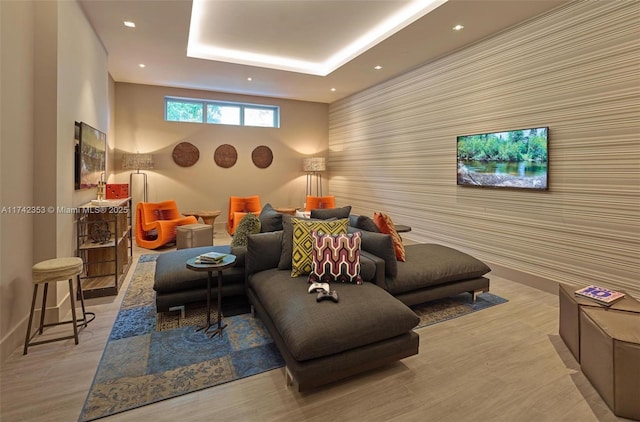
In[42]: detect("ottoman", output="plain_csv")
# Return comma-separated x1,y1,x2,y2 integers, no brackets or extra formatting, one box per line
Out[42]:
580,307,640,420
176,223,213,250
154,245,246,312
558,283,640,362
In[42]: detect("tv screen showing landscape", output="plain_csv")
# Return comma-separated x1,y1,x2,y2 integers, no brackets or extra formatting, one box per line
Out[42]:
457,127,548,190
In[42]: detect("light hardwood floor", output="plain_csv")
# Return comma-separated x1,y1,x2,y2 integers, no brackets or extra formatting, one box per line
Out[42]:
0,231,626,421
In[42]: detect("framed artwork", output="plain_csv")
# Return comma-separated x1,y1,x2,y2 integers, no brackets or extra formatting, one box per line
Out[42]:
75,121,106,189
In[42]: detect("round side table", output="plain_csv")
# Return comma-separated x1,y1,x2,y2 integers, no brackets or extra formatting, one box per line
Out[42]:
198,210,221,226
186,254,236,338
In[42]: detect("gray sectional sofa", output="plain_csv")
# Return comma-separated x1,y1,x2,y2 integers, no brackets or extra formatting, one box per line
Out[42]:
153,207,491,390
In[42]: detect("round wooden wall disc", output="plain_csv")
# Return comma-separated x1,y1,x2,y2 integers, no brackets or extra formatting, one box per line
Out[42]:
252,145,273,169
214,144,238,168
172,142,199,167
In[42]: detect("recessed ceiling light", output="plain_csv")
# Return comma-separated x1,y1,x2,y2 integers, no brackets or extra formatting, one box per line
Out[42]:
452,24,464,31
331,88,337,92
138,64,146,68
124,21,136,28
374,65,382,70
247,77,252,81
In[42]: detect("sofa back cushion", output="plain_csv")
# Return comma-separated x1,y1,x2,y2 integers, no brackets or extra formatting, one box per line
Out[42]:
259,203,283,232
246,231,285,276
350,228,398,278
310,205,351,220
309,231,362,285
349,214,380,233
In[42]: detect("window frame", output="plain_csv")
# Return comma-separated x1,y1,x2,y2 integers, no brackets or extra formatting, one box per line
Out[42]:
165,96,280,128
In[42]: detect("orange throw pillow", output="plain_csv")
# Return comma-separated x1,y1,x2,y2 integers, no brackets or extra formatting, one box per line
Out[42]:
373,212,406,262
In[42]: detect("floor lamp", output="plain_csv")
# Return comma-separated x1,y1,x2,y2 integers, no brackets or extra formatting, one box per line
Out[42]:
303,157,326,197
122,153,153,202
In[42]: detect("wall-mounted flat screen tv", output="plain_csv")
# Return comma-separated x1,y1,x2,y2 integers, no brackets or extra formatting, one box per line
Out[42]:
457,126,548,190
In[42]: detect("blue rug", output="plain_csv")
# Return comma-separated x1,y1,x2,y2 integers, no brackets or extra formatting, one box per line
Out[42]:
413,291,508,328
79,255,284,421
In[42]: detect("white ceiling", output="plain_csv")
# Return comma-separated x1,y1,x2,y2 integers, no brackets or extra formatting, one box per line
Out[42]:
79,0,568,104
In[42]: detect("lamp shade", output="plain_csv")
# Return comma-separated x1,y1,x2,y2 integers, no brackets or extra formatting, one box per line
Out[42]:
302,157,326,172
122,153,154,171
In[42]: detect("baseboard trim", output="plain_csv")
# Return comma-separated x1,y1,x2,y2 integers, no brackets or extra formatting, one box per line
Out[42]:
487,261,559,295
1,291,71,363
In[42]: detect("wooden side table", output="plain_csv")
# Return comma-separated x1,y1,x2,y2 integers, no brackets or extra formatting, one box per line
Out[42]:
186,254,236,338
198,210,221,226
182,211,200,221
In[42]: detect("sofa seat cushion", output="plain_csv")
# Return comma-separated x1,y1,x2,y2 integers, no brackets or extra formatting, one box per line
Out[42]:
386,244,491,295
249,270,419,362
154,245,245,294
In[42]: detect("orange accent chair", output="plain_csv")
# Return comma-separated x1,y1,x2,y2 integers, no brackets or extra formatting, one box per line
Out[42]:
135,200,198,249
305,195,336,211
227,195,261,235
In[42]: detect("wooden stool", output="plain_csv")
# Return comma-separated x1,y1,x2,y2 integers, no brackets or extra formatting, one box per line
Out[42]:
23,257,94,355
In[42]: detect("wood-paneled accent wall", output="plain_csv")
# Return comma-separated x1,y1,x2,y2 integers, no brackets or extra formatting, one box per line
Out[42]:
328,1,639,297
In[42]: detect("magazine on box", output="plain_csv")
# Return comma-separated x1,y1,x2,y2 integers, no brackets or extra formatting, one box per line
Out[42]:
575,285,625,306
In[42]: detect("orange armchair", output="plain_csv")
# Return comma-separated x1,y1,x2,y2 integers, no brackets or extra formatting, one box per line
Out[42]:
135,200,197,249
227,195,261,235
305,195,336,211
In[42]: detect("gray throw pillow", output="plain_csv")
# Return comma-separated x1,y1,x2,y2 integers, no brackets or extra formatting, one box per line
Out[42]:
354,215,380,232
310,205,351,220
277,214,294,270
357,229,398,278
231,213,261,247
259,203,283,232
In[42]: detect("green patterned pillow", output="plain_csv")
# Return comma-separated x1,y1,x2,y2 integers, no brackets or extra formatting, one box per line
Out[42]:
230,213,261,247
291,218,348,277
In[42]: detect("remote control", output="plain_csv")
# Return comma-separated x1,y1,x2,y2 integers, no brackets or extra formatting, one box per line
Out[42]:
308,282,330,294
316,290,339,303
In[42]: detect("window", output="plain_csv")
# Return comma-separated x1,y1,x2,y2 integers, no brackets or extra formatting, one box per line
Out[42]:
165,97,279,128
244,106,277,127
165,99,203,123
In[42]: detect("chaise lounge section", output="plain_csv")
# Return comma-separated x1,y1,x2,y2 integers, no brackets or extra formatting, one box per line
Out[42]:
245,231,420,391
355,229,491,306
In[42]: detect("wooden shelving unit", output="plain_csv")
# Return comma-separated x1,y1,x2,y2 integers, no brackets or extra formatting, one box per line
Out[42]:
76,198,132,298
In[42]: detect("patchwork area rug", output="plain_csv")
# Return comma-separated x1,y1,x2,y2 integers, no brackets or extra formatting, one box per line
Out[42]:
79,255,283,422
413,292,508,329
80,254,507,421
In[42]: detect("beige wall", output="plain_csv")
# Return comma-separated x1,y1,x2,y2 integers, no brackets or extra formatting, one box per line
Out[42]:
114,83,328,228
329,1,640,297
0,0,110,362
1,0,36,362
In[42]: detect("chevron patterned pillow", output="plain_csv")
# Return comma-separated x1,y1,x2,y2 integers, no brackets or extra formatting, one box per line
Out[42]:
309,231,362,285
290,217,348,277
